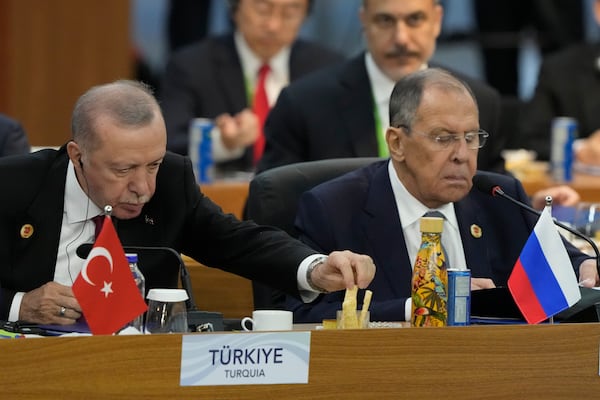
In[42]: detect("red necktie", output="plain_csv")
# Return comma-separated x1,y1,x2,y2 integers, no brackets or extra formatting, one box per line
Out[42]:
252,64,271,164
92,215,104,239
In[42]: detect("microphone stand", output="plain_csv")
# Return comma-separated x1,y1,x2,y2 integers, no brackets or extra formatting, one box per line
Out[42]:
77,243,224,331
121,246,224,332
492,187,600,280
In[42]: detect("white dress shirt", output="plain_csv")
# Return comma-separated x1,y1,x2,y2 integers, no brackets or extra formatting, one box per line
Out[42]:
364,53,428,142
387,161,468,320
9,161,102,321
365,53,395,145
211,30,292,162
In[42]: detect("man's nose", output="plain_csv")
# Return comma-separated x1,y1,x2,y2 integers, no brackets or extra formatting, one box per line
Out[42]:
129,170,152,199
450,136,472,161
394,21,411,46
263,10,285,32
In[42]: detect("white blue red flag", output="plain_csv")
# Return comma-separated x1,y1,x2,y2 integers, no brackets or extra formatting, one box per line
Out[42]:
508,207,581,324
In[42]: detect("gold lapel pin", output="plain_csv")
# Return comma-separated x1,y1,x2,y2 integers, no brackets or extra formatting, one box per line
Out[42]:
470,224,482,238
20,224,34,239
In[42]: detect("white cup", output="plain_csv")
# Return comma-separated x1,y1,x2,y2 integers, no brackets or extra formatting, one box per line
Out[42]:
144,289,189,334
241,310,293,331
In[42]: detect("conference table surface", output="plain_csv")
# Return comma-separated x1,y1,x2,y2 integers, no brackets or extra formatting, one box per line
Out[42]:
2,323,600,399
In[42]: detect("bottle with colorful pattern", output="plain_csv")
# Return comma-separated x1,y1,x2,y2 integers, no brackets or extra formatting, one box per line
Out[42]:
411,216,448,327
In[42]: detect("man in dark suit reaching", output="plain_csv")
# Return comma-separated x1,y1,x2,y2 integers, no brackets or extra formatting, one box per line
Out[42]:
160,0,343,175
258,0,504,174
288,68,596,323
0,80,375,325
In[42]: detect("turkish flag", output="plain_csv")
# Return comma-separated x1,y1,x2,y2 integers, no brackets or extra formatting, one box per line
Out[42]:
72,216,147,335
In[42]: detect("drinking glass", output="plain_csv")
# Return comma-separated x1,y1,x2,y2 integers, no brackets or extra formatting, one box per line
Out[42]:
144,289,189,334
573,202,600,239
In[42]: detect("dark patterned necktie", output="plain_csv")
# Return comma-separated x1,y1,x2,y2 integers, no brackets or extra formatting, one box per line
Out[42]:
92,215,104,239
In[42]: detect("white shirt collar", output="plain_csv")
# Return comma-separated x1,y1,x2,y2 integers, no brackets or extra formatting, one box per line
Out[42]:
64,160,102,224
364,52,396,109
387,160,459,231
364,52,429,107
234,30,291,88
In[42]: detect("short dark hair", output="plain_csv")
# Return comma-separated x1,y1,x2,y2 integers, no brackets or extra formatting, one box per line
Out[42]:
228,0,313,14
362,0,440,7
388,68,477,130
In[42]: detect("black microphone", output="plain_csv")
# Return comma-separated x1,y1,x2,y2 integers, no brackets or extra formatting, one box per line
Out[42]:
76,243,224,331
77,243,198,310
472,174,600,279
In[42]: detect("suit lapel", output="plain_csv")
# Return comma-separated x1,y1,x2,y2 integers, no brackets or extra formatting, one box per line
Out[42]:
214,36,248,111
116,202,160,248
361,164,412,296
289,41,312,79
454,194,493,277
578,45,600,133
17,149,69,281
338,55,379,157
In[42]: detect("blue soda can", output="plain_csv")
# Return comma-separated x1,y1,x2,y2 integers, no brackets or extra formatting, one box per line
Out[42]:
188,118,214,184
447,269,471,326
550,117,578,182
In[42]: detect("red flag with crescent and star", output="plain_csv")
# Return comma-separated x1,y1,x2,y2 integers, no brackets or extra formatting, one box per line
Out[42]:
72,216,147,335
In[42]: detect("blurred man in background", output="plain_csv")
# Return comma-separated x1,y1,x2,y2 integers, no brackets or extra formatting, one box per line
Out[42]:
257,0,505,174
0,114,30,156
521,0,600,163
159,0,343,176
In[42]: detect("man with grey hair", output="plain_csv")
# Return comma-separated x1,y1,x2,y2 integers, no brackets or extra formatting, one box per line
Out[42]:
287,68,596,323
0,80,375,326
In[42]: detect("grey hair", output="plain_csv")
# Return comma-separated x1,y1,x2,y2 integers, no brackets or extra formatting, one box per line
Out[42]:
71,80,159,151
388,68,477,130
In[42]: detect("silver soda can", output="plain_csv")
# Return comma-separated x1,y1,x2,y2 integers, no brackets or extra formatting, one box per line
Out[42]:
188,118,214,184
550,117,578,182
447,269,471,326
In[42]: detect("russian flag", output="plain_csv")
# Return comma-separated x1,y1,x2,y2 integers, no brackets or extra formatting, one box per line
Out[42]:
508,207,581,324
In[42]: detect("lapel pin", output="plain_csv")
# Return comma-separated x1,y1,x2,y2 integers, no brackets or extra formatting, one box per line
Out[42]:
470,224,482,238
20,224,34,239
144,215,155,225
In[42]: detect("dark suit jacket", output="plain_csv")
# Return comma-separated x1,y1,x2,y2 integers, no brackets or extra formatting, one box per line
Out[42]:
0,147,315,319
521,43,600,160
0,114,30,157
257,54,504,174
288,160,590,322
159,34,343,172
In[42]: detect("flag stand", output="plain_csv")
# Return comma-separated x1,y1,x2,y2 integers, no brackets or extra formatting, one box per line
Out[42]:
546,198,556,326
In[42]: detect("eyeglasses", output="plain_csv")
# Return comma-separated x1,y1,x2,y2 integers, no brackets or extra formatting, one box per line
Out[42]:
398,126,489,151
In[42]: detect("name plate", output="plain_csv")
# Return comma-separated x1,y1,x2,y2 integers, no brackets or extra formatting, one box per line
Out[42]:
180,331,311,386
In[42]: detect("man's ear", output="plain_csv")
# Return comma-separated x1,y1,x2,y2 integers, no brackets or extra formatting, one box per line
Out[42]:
386,127,405,161
66,141,83,167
